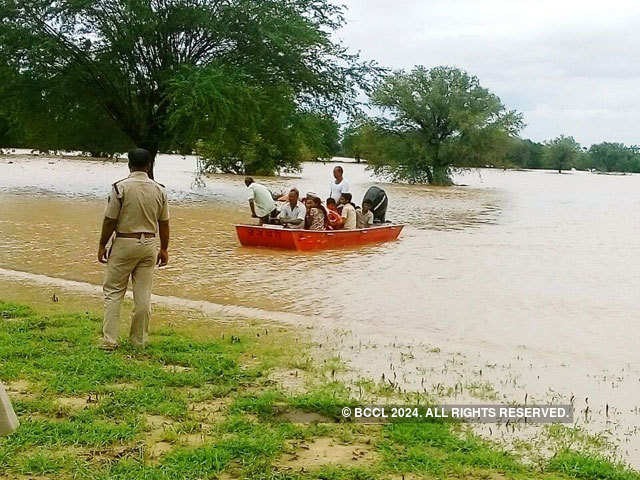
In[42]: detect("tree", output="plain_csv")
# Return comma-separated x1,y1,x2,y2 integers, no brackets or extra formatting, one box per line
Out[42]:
543,136,581,173
367,66,523,185
588,142,636,173
0,0,377,177
504,138,544,169
341,117,379,163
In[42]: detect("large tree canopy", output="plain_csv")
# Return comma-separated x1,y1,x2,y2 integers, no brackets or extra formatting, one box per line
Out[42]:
542,135,582,173
366,66,523,185
0,0,377,176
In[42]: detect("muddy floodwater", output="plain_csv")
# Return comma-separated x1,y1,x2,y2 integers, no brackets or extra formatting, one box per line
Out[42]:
2,152,640,464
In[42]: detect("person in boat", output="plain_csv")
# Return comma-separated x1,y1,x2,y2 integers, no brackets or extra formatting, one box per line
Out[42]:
329,165,349,203
325,197,344,229
304,195,328,230
339,192,357,230
245,177,277,225
356,199,374,229
277,188,306,228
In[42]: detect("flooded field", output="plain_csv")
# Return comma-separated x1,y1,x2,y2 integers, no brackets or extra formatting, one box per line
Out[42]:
2,152,640,464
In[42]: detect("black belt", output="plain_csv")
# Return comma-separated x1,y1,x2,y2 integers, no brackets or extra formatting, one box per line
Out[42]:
116,232,156,238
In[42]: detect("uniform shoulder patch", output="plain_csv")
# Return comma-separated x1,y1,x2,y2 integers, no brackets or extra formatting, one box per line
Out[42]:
112,178,127,197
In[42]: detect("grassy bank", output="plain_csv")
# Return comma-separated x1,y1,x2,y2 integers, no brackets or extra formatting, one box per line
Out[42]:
0,300,637,480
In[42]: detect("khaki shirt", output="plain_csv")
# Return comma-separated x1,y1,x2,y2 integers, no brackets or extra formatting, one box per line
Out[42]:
105,171,169,233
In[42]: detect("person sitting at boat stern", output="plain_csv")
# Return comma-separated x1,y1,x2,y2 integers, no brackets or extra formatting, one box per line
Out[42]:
245,177,277,225
356,199,374,229
98,148,170,350
305,195,328,230
277,188,306,228
339,193,357,230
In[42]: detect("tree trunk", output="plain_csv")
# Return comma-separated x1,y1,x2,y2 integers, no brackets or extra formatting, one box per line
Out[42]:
139,144,158,180
425,165,434,184
431,165,453,185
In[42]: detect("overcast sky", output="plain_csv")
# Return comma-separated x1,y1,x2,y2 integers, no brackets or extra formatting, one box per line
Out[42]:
337,0,640,147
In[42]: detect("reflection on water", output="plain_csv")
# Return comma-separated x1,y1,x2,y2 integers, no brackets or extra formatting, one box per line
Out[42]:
2,153,640,464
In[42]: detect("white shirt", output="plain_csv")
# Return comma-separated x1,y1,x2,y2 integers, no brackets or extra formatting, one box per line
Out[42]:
341,203,357,230
277,201,306,229
247,183,276,217
329,178,350,202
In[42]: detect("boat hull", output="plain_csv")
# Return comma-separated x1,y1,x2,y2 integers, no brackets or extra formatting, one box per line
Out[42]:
235,224,404,251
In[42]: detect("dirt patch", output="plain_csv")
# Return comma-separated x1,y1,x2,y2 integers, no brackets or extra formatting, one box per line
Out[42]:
278,437,377,472
190,398,230,423
278,409,333,424
162,364,192,373
267,368,306,393
101,381,138,391
388,475,430,480
145,414,174,432
56,396,91,411
179,432,209,447
5,379,33,399
148,441,174,460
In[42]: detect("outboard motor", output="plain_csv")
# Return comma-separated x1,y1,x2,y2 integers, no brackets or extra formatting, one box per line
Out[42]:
362,186,388,223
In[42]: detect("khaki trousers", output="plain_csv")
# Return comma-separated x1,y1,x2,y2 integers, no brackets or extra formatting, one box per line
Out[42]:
103,237,157,347
0,383,18,436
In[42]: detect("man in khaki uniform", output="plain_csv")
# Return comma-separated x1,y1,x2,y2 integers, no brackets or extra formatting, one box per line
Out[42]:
97,148,170,349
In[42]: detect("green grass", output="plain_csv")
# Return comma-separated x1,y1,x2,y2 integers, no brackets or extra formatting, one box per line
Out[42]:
0,300,638,480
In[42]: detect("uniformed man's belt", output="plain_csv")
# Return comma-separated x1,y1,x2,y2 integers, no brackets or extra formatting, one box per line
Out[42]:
116,232,156,239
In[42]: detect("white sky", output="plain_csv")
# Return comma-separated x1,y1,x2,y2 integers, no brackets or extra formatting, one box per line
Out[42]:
337,0,640,146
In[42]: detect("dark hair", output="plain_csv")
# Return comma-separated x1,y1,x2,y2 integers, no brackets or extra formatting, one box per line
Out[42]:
326,197,337,206
334,165,343,174
289,188,299,197
128,148,151,169
305,196,328,229
244,176,254,186
363,199,372,207
340,192,352,202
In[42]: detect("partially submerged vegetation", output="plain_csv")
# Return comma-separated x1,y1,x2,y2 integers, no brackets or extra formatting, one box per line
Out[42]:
0,300,638,479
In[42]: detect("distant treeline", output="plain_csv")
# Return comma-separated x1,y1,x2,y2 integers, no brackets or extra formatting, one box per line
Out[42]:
501,137,640,174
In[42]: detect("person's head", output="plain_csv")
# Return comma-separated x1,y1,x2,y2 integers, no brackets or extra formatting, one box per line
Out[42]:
362,199,372,214
305,196,314,210
244,176,254,187
326,197,337,210
339,192,352,205
128,148,151,173
288,188,299,206
333,165,343,181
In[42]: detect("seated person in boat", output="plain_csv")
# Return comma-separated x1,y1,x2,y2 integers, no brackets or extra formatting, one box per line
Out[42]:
277,188,306,228
304,195,328,230
356,199,374,229
245,177,277,225
326,197,344,230
339,193,357,230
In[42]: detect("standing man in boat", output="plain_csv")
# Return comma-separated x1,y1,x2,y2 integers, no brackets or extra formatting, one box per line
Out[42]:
97,148,170,350
329,166,350,203
245,177,277,225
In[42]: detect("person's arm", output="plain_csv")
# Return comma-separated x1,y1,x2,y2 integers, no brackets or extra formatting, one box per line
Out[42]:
248,199,258,218
286,204,305,226
98,217,117,263
157,220,169,266
98,185,122,263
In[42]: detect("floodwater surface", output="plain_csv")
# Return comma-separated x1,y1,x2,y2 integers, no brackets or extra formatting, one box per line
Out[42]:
1,152,640,464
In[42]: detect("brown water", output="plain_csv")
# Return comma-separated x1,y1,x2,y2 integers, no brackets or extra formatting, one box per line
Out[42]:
2,152,640,464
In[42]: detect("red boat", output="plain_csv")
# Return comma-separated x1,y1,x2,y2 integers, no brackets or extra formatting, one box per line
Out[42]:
235,224,404,251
